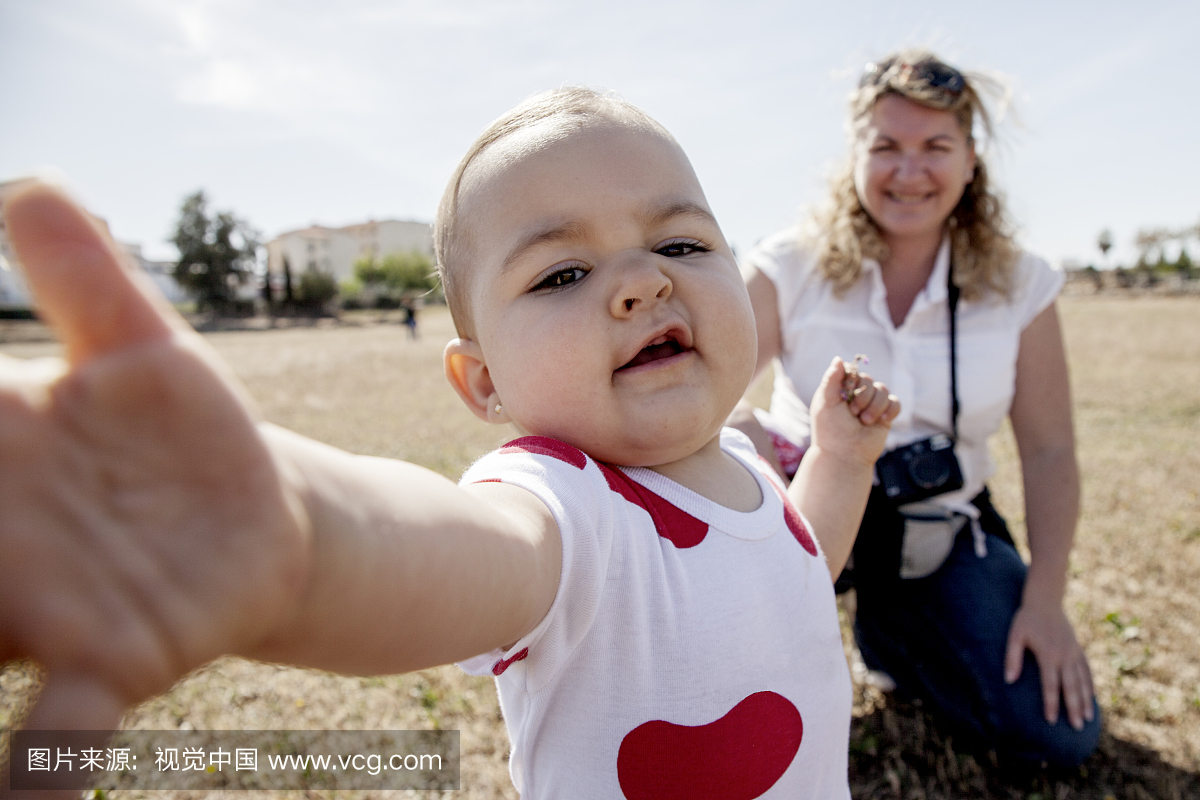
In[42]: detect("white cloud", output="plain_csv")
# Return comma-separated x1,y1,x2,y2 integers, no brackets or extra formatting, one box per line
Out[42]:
173,0,214,51
160,0,377,115
175,52,374,115
1030,4,1195,118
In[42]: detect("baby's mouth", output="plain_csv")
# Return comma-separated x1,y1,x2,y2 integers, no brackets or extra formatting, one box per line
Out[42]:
618,334,685,370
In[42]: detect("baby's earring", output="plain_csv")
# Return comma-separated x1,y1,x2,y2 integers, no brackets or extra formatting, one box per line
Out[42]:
494,402,503,416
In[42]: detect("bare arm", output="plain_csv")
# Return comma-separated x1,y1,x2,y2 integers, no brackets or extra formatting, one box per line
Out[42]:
1004,301,1094,730
253,429,561,674
0,182,560,730
726,266,788,477
743,265,782,384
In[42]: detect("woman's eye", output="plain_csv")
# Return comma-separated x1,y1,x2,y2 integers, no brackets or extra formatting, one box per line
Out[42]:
532,266,587,291
656,240,708,258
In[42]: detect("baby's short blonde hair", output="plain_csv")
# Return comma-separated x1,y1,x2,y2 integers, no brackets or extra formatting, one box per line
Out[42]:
434,87,674,338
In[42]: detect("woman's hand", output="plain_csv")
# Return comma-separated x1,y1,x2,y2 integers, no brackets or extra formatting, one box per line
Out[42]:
1005,593,1095,731
0,182,312,730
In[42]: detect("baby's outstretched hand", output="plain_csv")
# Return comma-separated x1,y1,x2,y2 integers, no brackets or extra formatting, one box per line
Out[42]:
810,356,899,466
0,183,311,731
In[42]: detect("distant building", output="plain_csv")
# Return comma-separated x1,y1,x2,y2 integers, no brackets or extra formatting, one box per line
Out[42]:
0,182,39,310
0,180,186,311
0,226,31,313
266,219,433,289
124,243,189,304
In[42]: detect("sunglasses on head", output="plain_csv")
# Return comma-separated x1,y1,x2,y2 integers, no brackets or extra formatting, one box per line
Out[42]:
860,58,966,96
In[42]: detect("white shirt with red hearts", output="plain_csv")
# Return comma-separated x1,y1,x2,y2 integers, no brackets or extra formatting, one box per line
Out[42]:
459,428,852,800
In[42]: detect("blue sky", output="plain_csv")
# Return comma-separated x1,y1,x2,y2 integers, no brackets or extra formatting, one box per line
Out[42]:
2,0,1196,266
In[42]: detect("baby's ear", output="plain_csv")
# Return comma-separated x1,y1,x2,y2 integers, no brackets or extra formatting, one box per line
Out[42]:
444,338,501,423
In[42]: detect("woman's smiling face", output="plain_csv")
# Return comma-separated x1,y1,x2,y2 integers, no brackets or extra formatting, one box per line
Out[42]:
447,119,757,468
853,94,976,250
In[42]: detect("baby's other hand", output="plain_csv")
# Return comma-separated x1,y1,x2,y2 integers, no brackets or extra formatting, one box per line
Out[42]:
0,183,311,732
810,356,899,466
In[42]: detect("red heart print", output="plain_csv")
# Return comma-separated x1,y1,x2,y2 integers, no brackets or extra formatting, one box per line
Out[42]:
617,691,803,800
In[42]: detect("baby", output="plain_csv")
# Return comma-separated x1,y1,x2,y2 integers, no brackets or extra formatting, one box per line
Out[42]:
0,88,897,798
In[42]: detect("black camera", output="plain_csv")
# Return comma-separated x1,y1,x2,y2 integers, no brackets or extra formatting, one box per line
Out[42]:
875,433,964,505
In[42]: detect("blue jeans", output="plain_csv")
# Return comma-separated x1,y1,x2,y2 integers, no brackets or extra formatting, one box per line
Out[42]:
851,491,1101,769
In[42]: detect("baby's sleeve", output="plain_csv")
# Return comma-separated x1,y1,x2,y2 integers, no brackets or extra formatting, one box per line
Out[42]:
456,437,614,692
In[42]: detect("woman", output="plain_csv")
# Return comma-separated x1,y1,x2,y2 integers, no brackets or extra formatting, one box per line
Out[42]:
731,51,1100,767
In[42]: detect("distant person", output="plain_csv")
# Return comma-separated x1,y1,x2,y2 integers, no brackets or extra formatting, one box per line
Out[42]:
403,301,419,340
728,50,1100,767
2,88,899,798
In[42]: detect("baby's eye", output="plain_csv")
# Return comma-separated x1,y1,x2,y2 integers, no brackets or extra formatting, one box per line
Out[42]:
656,239,709,258
531,265,588,292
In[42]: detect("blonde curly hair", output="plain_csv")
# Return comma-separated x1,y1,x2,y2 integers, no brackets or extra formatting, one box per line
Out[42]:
815,49,1019,301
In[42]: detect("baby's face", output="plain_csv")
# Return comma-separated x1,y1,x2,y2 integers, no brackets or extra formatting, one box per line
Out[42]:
454,120,756,466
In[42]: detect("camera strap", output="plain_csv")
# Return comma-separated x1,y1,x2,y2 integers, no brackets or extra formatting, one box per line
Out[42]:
948,260,960,441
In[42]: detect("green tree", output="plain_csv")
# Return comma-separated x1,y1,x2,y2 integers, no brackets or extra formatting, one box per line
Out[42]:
294,267,339,314
353,250,437,306
1176,247,1194,279
172,191,261,313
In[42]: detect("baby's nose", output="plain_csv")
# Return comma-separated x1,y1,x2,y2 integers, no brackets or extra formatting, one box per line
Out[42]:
610,257,672,317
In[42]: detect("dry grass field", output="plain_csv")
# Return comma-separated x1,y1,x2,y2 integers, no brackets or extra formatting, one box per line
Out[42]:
2,295,1198,799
